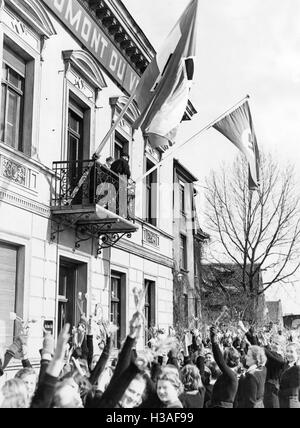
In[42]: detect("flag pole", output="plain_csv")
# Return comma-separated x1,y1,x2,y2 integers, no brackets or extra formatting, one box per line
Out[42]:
135,95,250,183
67,92,136,204
94,92,136,158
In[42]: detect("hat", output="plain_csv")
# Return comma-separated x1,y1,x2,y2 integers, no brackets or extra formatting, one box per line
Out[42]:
121,151,130,159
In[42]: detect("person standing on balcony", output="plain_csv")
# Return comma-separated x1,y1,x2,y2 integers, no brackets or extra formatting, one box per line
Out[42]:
105,157,114,170
111,152,131,179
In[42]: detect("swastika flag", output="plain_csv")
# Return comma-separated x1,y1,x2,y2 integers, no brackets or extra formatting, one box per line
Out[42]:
213,101,260,190
132,0,198,150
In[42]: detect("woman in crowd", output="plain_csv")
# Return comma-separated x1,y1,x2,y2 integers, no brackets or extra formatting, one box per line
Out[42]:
156,365,184,408
180,364,205,408
235,345,267,408
263,335,286,408
208,326,240,408
15,368,37,404
0,378,29,408
279,343,300,408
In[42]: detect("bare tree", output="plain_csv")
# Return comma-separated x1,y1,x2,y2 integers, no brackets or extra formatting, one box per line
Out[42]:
204,153,300,303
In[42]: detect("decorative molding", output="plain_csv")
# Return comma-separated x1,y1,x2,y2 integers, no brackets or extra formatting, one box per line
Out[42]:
1,156,26,186
66,69,95,101
143,227,160,248
110,95,139,124
83,0,153,73
0,142,56,178
1,6,40,51
0,154,40,192
4,0,56,38
135,217,174,242
116,237,173,269
0,187,50,218
145,141,161,163
63,50,107,91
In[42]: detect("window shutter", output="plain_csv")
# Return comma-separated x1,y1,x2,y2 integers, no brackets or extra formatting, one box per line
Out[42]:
0,243,17,347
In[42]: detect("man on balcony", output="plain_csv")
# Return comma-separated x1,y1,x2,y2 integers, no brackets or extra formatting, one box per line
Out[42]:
111,152,131,179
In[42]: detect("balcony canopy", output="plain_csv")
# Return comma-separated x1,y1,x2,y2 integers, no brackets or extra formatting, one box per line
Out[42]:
51,160,138,254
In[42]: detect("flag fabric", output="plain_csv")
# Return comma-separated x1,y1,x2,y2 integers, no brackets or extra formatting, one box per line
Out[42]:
133,0,198,150
213,101,260,190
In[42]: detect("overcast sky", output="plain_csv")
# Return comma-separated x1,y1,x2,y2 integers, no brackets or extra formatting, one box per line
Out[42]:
123,0,300,314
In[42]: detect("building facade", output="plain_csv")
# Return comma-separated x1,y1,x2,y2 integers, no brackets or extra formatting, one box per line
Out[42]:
0,0,194,375
173,159,203,329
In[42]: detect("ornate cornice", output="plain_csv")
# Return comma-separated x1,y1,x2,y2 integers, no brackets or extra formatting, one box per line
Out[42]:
63,49,107,90
80,0,154,75
4,0,56,38
0,187,50,218
116,236,174,269
110,95,140,123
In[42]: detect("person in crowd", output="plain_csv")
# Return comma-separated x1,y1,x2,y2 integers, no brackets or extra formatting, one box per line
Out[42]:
156,365,184,408
15,368,37,404
0,378,29,408
208,326,239,408
279,343,300,408
235,345,267,408
204,351,214,366
52,377,84,409
180,364,205,408
262,334,286,408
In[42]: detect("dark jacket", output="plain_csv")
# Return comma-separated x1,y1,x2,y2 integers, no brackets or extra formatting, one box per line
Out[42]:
111,158,131,179
180,388,205,409
279,364,300,408
265,347,286,385
30,371,58,409
210,342,239,408
236,367,267,408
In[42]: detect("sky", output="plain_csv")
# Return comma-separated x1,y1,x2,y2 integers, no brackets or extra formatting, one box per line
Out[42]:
123,0,300,314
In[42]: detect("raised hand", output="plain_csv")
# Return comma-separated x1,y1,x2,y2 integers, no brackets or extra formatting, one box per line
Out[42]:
46,324,70,378
135,348,154,371
41,332,55,359
129,312,143,340
54,324,71,362
210,325,218,343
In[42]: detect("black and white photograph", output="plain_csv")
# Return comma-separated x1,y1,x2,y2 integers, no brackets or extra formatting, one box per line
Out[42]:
0,0,300,414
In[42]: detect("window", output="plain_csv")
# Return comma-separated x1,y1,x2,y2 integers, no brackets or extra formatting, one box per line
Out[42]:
144,280,156,344
145,159,157,226
0,43,34,156
0,243,18,348
110,272,126,349
184,294,189,327
180,234,188,270
67,96,91,201
58,259,87,337
1,47,25,152
179,182,185,216
111,274,121,349
114,132,128,161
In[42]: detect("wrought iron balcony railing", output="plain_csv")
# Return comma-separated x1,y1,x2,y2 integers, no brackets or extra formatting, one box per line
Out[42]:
51,159,135,221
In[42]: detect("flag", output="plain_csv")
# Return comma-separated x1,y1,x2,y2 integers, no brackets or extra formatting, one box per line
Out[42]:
133,0,198,150
213,101,260,190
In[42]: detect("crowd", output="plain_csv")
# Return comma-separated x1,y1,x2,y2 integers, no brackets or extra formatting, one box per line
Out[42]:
0,306,300,409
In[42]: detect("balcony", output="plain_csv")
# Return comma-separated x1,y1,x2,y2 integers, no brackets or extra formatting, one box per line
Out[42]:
51,160,138,254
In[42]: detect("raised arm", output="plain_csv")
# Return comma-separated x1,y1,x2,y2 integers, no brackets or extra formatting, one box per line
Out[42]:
113,312,143,378
89,335,112,386
210,326,236,381
31,324,70,409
